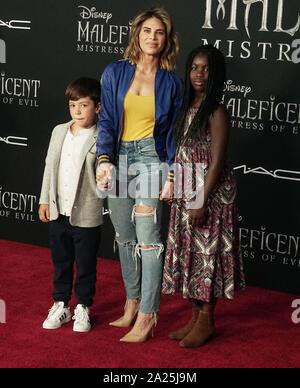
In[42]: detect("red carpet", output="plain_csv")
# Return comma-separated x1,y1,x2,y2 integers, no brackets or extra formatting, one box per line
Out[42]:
0,239,299,368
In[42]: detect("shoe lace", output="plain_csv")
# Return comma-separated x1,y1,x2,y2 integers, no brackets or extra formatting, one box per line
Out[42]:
73,306,89,322
47,303,62,320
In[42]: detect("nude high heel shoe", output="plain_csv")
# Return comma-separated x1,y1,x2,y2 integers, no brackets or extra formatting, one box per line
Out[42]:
119,312,158,343
109,299,140,328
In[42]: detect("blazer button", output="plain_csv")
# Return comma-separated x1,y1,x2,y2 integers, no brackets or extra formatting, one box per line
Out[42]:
53,200,56,204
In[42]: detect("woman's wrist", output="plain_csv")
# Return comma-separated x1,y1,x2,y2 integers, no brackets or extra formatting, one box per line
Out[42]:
97,154,111,164
167,170,174,182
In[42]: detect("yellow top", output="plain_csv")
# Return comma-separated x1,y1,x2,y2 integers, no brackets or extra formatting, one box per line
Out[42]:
121,92,155,141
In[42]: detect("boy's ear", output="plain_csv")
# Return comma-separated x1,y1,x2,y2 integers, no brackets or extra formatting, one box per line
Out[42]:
96,102,101,114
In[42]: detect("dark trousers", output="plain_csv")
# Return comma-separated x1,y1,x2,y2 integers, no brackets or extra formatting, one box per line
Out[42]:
49,215,101,307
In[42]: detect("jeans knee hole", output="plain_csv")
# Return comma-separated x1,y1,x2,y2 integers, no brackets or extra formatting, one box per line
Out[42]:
134,206,156,216
140,245,159,250
118,240,136,248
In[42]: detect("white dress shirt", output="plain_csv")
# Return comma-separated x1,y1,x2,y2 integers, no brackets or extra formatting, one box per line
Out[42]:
58,124,93,216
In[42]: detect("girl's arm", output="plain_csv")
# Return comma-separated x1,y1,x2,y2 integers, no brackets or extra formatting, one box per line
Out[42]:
188,104,230,226
203,104,230,204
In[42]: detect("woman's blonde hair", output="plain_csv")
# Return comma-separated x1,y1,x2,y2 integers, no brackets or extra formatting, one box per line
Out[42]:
124,7,179,71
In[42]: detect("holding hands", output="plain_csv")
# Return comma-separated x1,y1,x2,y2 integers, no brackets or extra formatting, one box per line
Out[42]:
160,180,174,205
96,162,114,191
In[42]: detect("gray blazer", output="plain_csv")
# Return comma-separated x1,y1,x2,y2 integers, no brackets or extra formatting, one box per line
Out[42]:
39,121,103,227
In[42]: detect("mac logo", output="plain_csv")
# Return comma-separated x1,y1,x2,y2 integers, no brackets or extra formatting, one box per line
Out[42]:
0,39,5,64
234,165,300,182
0,136,28,147
0,19,31,64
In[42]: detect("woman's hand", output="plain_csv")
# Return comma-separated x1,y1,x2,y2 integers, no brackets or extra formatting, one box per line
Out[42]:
39,204,50,223
188,206,206,227
160,181,174,204
96,163,114,191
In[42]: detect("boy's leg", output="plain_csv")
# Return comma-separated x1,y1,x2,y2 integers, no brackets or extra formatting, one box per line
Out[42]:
49,216,75,305
72,225,102,307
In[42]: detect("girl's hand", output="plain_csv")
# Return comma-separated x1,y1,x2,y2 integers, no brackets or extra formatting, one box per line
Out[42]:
160,181,174,204
188,206,206,227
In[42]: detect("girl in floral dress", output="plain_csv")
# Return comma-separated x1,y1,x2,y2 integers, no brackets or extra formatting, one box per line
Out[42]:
162,45,245,348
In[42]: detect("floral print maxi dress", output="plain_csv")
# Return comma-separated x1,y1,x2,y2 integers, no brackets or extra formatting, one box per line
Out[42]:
162,108,245,302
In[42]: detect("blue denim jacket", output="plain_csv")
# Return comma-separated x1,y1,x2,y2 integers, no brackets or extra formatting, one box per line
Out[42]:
96,60,183,179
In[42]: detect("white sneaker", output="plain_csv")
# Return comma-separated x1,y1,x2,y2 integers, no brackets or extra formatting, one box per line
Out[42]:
43,302,71,329
72,304,91,332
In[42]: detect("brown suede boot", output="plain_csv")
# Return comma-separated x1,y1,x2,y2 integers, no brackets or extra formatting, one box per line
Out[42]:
179,311,215,348
168,301,201,341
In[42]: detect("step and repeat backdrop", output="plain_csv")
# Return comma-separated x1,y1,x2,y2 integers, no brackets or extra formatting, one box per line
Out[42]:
0,0,299,295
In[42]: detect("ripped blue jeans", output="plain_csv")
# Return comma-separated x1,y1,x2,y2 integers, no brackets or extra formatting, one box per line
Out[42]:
108,138,164,313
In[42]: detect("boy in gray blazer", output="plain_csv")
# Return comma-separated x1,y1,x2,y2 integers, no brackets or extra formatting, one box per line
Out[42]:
39,78,103,332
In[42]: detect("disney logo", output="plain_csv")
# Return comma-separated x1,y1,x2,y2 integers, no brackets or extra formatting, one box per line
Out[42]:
78,6,112,23
0,136,28,147
224,80,252,98
0,19,31,30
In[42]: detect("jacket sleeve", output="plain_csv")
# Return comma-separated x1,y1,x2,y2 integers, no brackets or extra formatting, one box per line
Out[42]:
39,128,57,204
165,75,183,181
96,65,117,164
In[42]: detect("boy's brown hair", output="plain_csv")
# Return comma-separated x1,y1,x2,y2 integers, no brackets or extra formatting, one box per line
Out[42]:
65,77,101,105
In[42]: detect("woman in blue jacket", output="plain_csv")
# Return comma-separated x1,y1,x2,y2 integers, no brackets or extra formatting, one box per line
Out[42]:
96,7,182,343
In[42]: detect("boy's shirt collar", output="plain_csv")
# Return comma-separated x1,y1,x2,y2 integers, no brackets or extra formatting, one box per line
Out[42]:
68,120,97,136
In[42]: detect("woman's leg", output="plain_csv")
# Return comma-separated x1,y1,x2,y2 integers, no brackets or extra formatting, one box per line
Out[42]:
134,201,164,314
119,138,165,340
120,199,164,339
108,196,141,304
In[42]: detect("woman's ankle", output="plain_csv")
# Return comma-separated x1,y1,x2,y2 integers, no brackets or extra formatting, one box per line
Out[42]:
126,298,140,306
131,312,157,334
